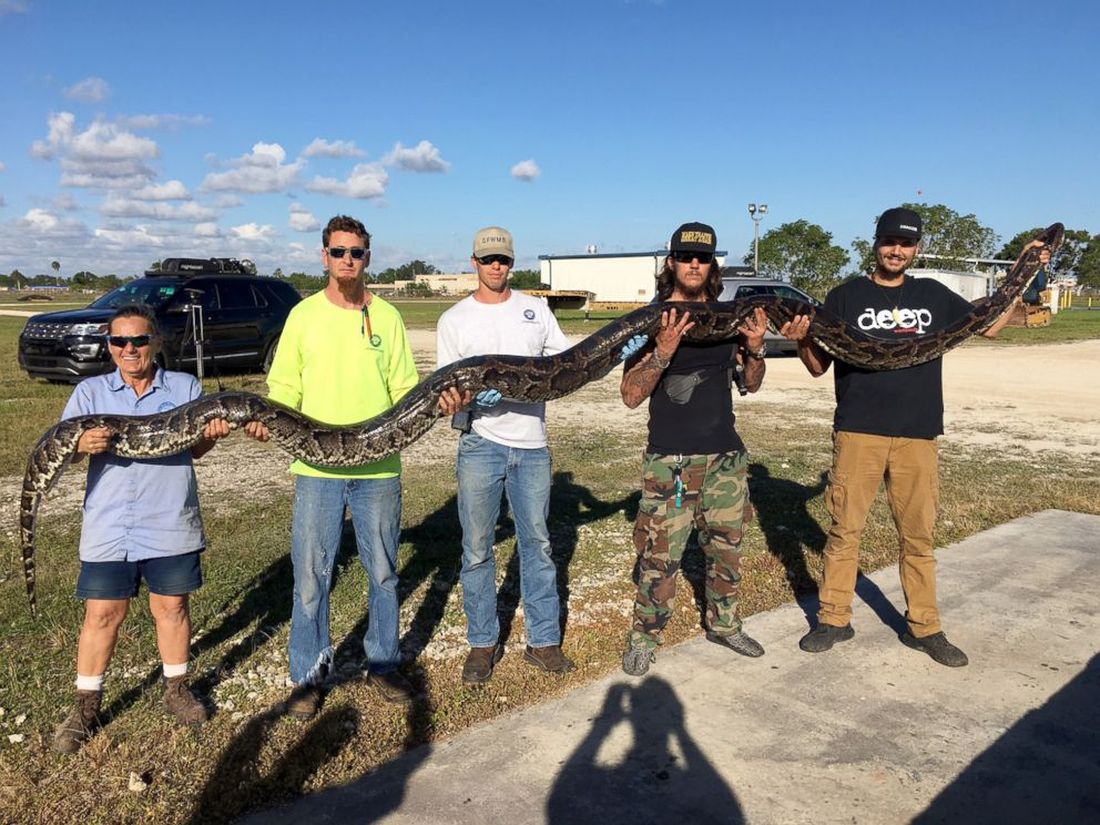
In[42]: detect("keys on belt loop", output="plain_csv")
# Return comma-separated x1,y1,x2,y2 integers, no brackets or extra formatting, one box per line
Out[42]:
673,454,684,509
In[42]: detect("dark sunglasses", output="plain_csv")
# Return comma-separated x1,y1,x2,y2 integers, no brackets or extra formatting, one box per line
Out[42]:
328,246,368,260
476,254,514,267
671,251,714,264
108,334,152,348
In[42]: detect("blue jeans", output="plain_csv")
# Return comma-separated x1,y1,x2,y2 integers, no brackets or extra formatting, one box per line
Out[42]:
289,474,402,684
456,433,561,648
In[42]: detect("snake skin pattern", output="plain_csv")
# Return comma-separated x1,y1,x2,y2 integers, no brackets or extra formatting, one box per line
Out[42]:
18,223,1061,615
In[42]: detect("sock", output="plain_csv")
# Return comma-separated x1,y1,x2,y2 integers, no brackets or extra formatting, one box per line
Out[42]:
162,662,188,679
75,673,105,692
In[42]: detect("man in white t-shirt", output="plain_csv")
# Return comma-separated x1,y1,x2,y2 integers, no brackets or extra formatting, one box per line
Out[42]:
436,227,583,684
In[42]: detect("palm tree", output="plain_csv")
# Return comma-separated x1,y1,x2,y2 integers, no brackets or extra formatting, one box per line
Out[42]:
51,260,61,288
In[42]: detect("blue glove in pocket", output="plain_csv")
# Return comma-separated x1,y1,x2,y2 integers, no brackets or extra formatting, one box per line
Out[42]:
475,389,502,408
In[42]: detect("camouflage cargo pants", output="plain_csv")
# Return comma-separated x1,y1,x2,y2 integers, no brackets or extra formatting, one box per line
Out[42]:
628,451,750,649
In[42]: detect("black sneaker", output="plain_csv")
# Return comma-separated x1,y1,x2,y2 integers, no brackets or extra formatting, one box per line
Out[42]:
901,631,968,667
799,623,855,653
706,630,765,658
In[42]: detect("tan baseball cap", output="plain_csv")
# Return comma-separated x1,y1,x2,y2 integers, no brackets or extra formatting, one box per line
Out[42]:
473,226,514,258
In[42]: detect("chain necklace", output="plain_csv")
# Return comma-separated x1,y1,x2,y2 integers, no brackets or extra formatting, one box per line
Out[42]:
871,274,907,324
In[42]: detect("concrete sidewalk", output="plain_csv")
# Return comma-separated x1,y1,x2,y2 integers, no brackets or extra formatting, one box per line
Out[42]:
244,510,1100,824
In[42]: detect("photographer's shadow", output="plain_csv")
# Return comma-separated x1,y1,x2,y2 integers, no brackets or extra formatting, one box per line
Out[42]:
747,462,906,634
546,677,744,823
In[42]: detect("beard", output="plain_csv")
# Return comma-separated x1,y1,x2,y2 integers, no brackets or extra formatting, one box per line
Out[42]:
675,278,708,300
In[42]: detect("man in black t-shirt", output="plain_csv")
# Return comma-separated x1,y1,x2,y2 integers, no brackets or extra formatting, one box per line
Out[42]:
620,222,770,677
781,206,1046,667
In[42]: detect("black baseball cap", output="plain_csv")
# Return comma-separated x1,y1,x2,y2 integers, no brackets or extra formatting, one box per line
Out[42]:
670,222,717,254
875,207,922,241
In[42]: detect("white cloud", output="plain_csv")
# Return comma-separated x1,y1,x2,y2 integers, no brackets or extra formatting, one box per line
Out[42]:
194,222,221,237
131,180,190,200
117,113,209,131
100,195,218,222
52,192,80,211
214,194,243,208
231,222,277,241
289,202,320,232
201,142,303,193
64,77,110,103
302,138,364,158
0,161,6,172
93,223,169,250
383,140,450,172
305,162,388,199
33,112,160,189
18,208,89,239
511,159,541,181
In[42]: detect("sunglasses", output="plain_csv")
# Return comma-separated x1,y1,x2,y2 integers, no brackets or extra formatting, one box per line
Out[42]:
328,246,368,260
671,251,714,264
476,254,514,267
108,334,153,348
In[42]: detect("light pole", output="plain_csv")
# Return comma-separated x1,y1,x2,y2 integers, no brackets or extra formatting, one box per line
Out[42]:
747,203,768,274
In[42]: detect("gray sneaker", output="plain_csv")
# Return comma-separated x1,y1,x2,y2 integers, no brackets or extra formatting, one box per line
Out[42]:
901,631,968,667
706,630,765,658
621,643,656,677
799,623,855,653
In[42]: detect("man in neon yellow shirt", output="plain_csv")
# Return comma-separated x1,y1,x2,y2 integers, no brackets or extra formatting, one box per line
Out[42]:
246,215,420,716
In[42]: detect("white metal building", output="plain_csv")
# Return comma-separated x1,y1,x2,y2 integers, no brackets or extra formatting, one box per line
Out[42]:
539,250,727,303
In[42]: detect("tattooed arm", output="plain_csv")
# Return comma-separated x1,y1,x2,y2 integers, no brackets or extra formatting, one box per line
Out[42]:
738,306,767,393
620,307,694,408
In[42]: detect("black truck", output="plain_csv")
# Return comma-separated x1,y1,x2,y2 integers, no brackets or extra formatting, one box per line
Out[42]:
18,258,301,383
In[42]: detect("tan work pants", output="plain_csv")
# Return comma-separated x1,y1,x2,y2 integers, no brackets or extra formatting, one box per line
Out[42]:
819,431,941,637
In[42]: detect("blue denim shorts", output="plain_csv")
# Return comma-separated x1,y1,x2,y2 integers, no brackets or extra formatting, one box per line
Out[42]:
76,551,204,599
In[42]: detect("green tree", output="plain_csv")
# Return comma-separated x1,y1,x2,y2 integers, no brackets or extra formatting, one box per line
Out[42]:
372,259,439,285
510,269,545,289
71,270,95,287
998,227,1090,278
852,203,998,274
745,219,849,300
1075,234,1100,290
10,269,26,288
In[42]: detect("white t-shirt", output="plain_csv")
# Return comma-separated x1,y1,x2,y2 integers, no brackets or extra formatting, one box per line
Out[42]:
437,290,571,448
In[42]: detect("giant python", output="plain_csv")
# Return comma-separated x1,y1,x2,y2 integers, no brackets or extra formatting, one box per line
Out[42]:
17,223,1062,615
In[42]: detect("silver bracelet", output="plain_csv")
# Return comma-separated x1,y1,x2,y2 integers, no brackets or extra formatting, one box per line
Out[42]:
745,343,767,360
652,351,671,369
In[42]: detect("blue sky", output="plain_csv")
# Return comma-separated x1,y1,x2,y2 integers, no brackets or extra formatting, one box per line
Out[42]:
0,0,1096,278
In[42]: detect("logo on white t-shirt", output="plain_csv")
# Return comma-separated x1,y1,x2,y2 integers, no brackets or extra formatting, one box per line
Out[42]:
523,309,536,321
857,306,933,334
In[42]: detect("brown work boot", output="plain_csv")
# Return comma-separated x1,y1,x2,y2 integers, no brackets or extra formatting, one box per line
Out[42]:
163,675,208,726
462,645,504,685
285,683,325,720
523,644,576,673
367,669,420,704
52,690,103,754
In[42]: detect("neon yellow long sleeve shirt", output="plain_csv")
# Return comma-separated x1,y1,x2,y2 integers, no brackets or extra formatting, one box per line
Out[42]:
266,290,419,478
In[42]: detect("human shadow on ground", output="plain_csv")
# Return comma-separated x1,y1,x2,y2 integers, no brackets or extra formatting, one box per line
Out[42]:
497,471,637,647
747,462,906,635
546,676,744,823
189,668,436,825
913,653,1100,824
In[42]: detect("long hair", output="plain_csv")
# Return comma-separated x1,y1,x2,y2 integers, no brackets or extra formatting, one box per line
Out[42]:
654,257,723,302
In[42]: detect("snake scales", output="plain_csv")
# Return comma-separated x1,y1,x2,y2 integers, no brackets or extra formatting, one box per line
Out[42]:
17,223,1062,615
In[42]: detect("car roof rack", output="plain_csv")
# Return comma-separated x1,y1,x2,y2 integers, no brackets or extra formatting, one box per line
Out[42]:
146,258,254,277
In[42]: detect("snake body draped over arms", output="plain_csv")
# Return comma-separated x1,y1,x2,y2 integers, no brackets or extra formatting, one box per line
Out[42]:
17,223,1062,615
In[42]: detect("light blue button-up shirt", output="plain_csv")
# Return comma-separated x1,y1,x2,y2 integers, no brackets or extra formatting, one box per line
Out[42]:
61,368,206,562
